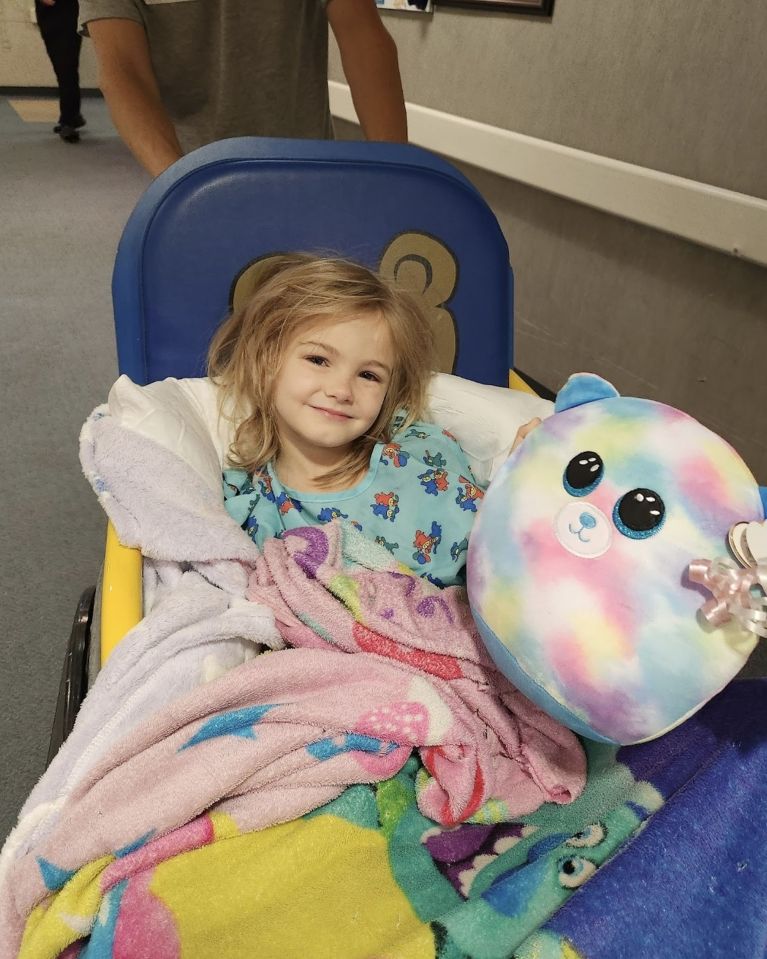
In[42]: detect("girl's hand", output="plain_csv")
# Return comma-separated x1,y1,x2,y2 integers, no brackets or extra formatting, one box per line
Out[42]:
510,417,542,453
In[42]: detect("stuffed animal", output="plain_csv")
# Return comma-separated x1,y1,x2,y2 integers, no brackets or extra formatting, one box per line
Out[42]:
467,373,765,745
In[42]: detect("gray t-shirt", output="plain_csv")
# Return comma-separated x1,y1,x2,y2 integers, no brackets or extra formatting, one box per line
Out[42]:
79,0,334,153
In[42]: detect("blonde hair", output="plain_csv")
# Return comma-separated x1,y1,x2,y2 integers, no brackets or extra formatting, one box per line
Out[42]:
208,253,436,489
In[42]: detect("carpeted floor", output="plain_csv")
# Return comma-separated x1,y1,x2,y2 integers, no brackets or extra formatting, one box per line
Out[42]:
0,94,149,839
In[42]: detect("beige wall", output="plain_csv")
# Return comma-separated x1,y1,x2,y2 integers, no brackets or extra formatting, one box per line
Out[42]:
331,1,767,479
0,0,97,87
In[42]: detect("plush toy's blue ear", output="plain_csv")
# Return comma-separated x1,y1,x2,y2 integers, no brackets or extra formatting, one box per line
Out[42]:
555,373,620,413
760,487,767,516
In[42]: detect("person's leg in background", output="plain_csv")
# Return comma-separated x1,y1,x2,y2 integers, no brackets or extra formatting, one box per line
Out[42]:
35,0,85,143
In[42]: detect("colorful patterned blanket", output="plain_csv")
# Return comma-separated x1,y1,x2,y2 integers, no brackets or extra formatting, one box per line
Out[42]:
11,678,767,958
0,521,585,957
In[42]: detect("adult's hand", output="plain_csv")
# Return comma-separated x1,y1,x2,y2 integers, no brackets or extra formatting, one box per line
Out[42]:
509,418,543,453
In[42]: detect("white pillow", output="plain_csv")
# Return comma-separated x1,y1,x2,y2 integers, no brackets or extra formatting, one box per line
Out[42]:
108,375,227,493
108,372,554,492
426,373,553,485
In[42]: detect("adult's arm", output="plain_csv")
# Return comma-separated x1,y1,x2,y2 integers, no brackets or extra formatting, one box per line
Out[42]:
326,0,407,142
87,18,183,178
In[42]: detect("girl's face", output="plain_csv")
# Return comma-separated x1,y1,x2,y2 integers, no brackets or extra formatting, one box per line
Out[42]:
272,312,395,466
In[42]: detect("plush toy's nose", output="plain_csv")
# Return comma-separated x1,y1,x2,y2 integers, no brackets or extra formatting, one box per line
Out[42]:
554,501,612,558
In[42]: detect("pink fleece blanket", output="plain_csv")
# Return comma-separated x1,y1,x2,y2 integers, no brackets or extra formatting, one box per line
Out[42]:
249,522,586,824
0,522,584,952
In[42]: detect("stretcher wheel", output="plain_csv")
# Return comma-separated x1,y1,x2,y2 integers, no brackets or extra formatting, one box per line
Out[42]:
47,585,95,765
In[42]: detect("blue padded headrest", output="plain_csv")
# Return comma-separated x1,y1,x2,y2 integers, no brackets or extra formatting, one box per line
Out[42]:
113,138,513,387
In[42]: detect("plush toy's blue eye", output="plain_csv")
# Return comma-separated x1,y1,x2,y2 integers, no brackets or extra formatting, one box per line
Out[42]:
563,452,603,497
613,489,665,538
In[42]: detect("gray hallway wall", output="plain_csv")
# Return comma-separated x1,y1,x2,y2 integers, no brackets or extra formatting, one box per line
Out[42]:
334,1,767,196
331,0,767,477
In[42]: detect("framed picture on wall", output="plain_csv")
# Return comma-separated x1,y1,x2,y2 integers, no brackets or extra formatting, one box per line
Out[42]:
438,0,553,13
377,0,433,11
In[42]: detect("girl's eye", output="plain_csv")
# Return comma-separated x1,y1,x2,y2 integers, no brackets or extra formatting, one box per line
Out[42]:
359,371,381,383
306,355,328,366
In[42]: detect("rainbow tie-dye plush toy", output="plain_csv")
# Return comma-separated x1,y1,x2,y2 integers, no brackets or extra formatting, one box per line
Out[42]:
467,373,765,745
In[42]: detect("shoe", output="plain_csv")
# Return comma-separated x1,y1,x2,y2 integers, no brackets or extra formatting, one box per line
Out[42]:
53,115,86,134
58,125,80,143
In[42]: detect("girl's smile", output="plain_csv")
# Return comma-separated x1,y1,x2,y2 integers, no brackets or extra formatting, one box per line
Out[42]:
310,405,354,420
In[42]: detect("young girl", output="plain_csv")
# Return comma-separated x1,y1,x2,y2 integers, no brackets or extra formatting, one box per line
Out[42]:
208,253,485,587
